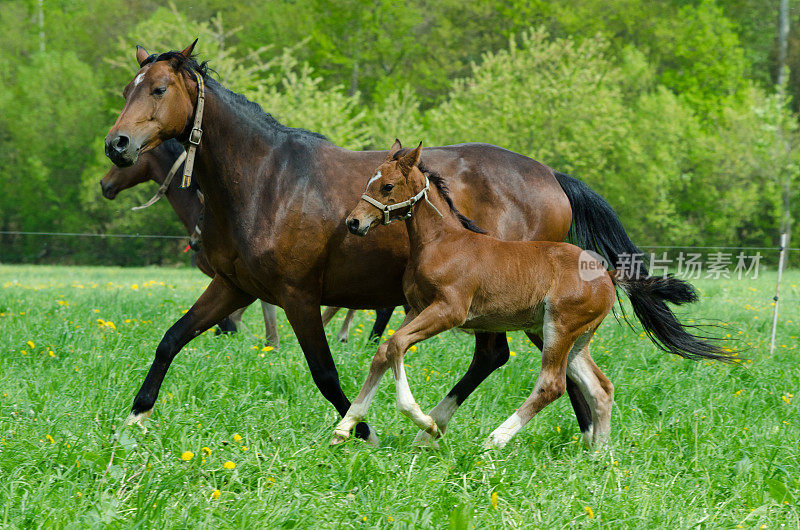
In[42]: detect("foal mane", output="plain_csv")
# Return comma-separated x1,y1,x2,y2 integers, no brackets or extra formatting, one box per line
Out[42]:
391,150,486,234
142,50,327,142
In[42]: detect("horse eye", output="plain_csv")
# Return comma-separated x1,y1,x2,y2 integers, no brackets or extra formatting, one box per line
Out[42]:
381,184,394,193
152,86,167,97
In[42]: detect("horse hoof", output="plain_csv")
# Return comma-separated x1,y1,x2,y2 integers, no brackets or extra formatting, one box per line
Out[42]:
337,337,348,344
124,409,152,431
364,429,380,447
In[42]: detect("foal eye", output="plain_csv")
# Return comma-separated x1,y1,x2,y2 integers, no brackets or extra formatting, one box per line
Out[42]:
152,86,167,97
381,184,394,192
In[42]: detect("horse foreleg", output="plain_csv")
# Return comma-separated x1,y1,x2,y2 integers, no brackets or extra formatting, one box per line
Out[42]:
414,332,508,445
260,301,279,350
283,298,378,444
126,275,254,428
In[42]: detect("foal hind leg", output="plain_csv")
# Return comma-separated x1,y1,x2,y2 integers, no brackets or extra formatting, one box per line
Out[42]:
487,326,578,448
567,337,614,446
413,332,509,446
525,331,594,443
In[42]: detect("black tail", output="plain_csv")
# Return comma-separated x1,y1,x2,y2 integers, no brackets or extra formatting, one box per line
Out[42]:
554,171,733,363
610,272,733,362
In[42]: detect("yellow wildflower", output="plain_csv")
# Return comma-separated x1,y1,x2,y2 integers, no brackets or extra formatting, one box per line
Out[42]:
131,284,139,290
27,341,34,349
233,434,243,443
48,350,55,357
509,351,516,357
202,447,212,455
45,434,55,444
180,451,195,461
262,346,274,352
211,489,221,500
223,461,236,470
584,506,594,518
491,491,498,509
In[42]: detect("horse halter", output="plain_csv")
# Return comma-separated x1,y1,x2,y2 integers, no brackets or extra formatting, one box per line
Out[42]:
360,176,443,225
130,151,187,211
180,70,205,188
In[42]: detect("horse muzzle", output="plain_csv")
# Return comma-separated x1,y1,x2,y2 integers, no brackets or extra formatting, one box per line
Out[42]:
104,131,139,167
100,180,118,200
346,217,370,236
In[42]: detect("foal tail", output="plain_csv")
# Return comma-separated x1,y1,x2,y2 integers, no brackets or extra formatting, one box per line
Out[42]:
553,171,732,363
609,271,733,362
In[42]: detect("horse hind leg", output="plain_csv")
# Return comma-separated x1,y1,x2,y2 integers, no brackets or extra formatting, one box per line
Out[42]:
486,323,578,448
261,302,280,350
525,331,594,443
566,334,614,446
336,310,357,343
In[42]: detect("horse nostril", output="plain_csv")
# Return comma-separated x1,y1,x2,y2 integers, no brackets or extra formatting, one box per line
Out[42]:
347,218,360,233
111,134,130,153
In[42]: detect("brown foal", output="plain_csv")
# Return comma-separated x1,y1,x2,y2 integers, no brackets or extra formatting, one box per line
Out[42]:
334,141,727,448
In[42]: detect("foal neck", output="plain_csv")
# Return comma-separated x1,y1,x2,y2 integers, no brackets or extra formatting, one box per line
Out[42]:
404,177,465,249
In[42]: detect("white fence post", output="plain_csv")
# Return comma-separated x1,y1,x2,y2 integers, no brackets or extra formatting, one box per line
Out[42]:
769,233,788,356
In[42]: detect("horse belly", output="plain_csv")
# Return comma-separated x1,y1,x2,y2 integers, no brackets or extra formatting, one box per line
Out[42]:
461,303,545,333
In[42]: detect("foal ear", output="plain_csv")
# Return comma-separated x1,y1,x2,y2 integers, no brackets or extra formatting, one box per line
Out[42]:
136,45,150,67
179,38,198,59
386,138,402,160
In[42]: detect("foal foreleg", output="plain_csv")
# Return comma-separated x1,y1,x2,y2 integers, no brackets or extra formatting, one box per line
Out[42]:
388,303,466,437
127,275,254,428
413,332,509,445
332,311,418,444
260,301,280,350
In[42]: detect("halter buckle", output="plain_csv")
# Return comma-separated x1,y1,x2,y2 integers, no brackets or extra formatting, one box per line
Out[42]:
189,127,203,146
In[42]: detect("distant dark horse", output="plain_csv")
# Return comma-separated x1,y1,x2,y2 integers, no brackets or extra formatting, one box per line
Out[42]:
99,139,396,346
105,41,703,443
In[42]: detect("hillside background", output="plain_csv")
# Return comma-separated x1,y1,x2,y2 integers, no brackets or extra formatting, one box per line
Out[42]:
1,0,798,265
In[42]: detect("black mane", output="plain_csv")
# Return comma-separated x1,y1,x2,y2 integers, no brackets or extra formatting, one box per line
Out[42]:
392,150,486,234
142,50,327,142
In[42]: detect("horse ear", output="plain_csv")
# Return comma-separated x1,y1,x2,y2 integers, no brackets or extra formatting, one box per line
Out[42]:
399,141,422,174
136,45,150,67
386,138,402,160
180,38,198,59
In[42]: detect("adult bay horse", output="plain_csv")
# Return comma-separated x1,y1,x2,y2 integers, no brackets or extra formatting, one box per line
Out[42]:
334,142,729,448
99,139,395,346
104,41,698,443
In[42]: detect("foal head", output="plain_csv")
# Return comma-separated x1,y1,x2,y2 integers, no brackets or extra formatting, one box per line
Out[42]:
105,40,203,167
346,140,425,236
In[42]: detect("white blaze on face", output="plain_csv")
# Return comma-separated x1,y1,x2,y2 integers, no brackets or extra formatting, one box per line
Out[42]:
134,73,145,86
365,171,381,191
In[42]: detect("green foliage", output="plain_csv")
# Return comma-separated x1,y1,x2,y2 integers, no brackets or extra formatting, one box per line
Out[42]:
1,0,799,264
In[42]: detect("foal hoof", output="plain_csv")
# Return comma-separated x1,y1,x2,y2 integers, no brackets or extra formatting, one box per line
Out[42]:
330,432,350,446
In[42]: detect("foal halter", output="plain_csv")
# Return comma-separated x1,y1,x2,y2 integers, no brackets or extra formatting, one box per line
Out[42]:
130,151,187,211
180,70,205,188
360,177,443,225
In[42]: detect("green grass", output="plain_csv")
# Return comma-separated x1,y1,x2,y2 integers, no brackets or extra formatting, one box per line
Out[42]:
1,264,798,528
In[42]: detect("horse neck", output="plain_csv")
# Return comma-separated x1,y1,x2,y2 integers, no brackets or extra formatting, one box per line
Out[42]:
404,180,464,254
150,152,202,234
189,84,284,225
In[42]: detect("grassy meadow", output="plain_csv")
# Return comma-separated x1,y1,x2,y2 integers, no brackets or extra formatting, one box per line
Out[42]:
0,264,798,528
